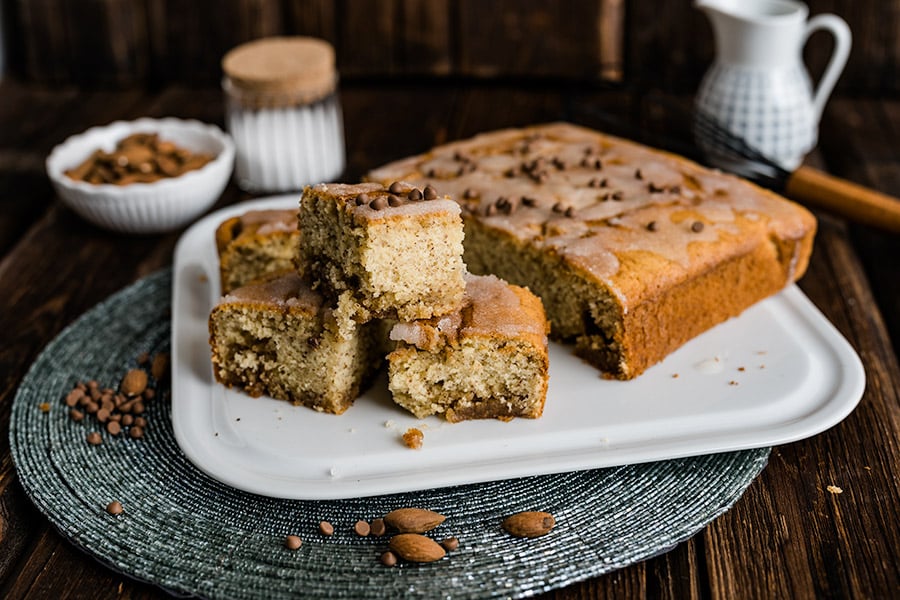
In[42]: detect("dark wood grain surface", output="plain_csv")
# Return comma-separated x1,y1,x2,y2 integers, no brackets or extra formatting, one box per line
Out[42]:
0,78,898,599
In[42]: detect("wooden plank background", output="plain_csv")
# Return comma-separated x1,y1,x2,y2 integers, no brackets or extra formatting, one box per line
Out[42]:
2,0,895,92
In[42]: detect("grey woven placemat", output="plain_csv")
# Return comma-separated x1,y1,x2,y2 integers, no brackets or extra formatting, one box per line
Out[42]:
10,269,770,599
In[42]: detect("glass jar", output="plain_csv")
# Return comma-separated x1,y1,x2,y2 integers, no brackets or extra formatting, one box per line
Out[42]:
222,37,346,193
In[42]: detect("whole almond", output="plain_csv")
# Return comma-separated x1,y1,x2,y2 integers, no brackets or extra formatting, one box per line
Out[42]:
501,511,556,538
388,533,446,563
120,369,148,397
384,508,446,533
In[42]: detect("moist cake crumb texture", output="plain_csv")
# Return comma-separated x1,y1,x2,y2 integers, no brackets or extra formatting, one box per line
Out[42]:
388,274,549,422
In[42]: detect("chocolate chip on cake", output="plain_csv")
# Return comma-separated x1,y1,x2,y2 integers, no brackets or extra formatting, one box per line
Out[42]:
407,188,423,201
521,196,537,207
355,193,370,206
423,185,438,200
388,181,407,194
388,194,403,207
647,221,658,232
463,187,478,199
691,221,705,233
634,168,644,180
612,191,624,201
564,206,575,218
369,196,388,210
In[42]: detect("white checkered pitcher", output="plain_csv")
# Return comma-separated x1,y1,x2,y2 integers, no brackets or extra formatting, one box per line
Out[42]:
694,0,851,173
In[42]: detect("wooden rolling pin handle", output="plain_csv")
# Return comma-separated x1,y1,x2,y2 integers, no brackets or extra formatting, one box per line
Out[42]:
785,165,900,234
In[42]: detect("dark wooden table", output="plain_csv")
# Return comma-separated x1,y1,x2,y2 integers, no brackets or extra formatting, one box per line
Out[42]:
1,78,898,599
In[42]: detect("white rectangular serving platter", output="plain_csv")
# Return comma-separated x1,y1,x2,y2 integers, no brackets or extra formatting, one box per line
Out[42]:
171,196,865,500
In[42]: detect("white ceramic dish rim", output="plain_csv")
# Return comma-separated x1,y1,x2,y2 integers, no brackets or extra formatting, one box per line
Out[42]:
171,196,866,500
46,117,235,193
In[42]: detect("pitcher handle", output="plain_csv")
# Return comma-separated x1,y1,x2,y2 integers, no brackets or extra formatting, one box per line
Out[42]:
804,14,852,125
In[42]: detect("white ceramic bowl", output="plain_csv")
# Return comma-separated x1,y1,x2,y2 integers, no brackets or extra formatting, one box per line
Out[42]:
46,118,235,234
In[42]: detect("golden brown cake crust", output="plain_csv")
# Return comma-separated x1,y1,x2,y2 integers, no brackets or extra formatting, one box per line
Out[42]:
369,122,817,379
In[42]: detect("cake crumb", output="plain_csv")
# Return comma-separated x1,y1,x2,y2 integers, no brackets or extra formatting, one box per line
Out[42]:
402,427,425,449
39,402,51,413
827,485,843,494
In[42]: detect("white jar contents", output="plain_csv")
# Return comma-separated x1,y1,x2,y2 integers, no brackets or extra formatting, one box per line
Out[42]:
222,37,346,192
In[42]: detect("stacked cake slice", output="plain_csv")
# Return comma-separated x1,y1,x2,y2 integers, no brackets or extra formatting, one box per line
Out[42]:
208,182,551,420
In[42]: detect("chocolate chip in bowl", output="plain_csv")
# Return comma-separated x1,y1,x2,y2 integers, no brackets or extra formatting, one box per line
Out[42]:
46,118,235,234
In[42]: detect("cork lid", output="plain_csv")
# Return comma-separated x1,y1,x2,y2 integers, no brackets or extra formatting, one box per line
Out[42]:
222,37,336,101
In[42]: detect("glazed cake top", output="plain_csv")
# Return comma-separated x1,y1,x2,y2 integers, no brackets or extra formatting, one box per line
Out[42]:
219,272,323,313
305,181,461,221
390,274,549,352
368,122,816,305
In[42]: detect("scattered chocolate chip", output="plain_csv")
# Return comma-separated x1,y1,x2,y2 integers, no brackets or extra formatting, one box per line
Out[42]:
370,518,387,536
151,353,169,380
87,432,102,445
284,535,303,550
137,352,150,365
319,521,335,536
65,389,83,407
134,417,147,428
387,194,403,207
369,196,388,210
647,221,658,232
107,421,122,436
122,414,134,426
70,409,84,422
354,520,371,537
380,551,398,567
39,402,51,413
407,188,422,201
142,388,155,401
129,426,144,439
691,221,705,233
85,401,99,414
96,408,111,423
440,537,459,551
612,191,624,201
355,193,369,206
388,181,406,194
423,185,438,200
106,501,123,515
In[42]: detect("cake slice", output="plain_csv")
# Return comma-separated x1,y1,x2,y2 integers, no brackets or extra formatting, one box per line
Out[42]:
208,272,381,414
298,182,466,321
387,274,550,422
215,209,300,293
368,122,817,379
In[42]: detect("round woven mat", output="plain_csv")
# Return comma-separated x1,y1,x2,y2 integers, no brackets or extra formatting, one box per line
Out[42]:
11,269,770,599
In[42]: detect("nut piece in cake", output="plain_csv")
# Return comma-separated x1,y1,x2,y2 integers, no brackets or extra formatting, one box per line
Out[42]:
215,209,300,293
298,182,466,321
208,272,382,414
368,122,816,379
387,274,549,422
